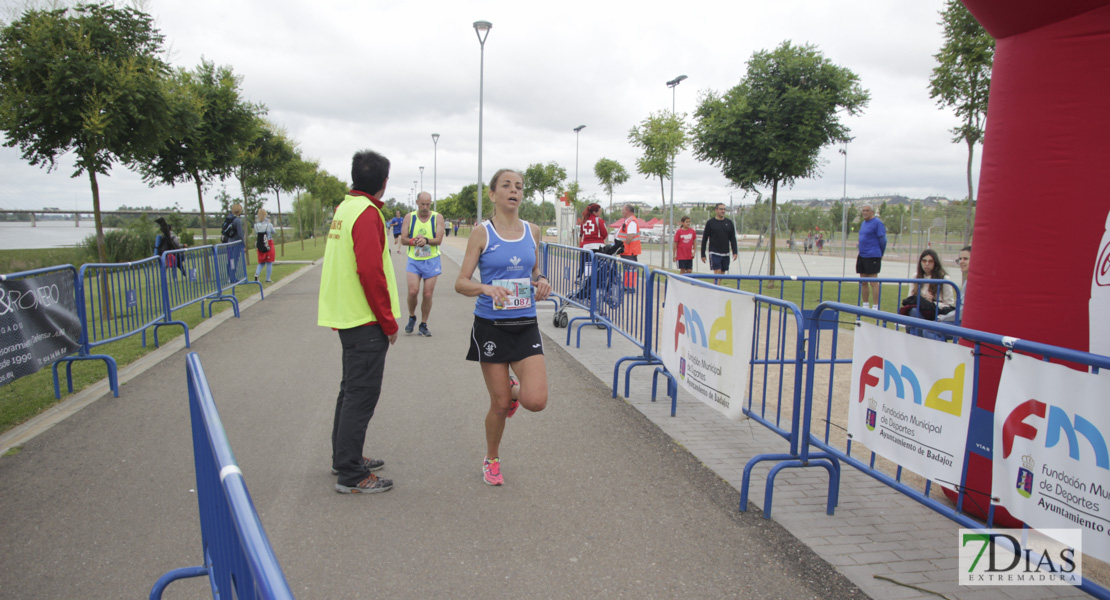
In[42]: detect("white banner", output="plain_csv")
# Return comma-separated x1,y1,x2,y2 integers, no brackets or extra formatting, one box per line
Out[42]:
992,353,1110,563
660,278,755,420
847,323,973,484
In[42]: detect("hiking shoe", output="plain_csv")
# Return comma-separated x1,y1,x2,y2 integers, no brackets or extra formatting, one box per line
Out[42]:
507,375,520,418
331,457,384,475
335,472,393,494
483,457,504,486
404,316,416,334
418,323,432,337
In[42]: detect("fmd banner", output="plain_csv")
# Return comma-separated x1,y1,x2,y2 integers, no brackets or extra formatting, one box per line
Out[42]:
660,278,755,420
847,322,973,484
0,270,81,385
992,353,1110,564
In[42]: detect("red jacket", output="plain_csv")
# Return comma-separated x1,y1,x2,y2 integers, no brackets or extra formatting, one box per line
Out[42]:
580,215,608,247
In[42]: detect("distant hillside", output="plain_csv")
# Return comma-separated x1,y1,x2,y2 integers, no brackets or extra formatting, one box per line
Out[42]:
787,195,952,209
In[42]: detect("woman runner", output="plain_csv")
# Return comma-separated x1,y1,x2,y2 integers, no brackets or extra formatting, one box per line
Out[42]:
455,169,552,486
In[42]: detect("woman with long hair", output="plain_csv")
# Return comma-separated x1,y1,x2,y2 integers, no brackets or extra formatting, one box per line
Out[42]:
254,209,276,283
455,169,552,486
901,248,955,320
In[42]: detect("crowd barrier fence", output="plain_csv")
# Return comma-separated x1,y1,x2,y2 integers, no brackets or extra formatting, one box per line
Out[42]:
4,242,265,399
542,244,600,336
54,257,187,398
150,353,293,599
212,242,262,316
799,302,1110,600
648,271,840,513
161,246,225,322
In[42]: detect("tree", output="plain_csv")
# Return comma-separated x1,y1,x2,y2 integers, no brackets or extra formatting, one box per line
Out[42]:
523,162,566,204
306,168,348,210
628,110,687,210
140,59,263,244
237,122,308,255
593,158,630,215
0,3,173,263
692,41,869,275
929,0,994,246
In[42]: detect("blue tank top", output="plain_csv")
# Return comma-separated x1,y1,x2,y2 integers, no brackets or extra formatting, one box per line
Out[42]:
474,219,537,320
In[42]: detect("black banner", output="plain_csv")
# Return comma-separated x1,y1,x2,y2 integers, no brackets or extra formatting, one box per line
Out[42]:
0,270,82,385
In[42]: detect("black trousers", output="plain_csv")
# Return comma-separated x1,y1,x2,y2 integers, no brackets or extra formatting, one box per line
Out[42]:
332,324,390,485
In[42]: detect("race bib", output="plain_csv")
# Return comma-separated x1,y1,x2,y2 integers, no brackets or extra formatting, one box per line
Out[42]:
414,244,432,258
492,277,533,310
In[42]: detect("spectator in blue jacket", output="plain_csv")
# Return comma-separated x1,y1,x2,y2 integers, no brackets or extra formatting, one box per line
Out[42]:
855,205,887,310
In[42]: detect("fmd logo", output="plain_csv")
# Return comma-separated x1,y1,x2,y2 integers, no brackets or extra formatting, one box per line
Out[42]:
856,355,965,417
673,301,733,356
1001,399,1110,470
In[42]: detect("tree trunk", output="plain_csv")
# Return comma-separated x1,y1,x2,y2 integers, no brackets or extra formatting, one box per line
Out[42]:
769,179,779,277
193,171,207,244
88,169,112,319
964,136,975,246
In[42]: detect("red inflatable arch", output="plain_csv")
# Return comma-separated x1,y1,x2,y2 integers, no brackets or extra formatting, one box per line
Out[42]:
947,0,1110,524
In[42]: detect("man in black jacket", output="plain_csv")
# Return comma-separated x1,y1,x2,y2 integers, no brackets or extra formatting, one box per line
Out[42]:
700,203,738,281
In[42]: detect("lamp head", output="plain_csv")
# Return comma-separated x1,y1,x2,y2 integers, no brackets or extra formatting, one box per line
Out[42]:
473,20,492,44
432,133,440,144
667,74,688,87
574,125,586,133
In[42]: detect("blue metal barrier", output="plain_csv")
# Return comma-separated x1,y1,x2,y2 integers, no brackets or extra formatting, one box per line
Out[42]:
590,253,653,393
211,242,262,316
161,245,223,324
799,302,1110,600
150,353,293,600
543,243,598,332
647,270,840,515
54,258,186,398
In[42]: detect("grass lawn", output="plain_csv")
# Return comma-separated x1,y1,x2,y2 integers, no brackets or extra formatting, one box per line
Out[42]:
0,241,324,435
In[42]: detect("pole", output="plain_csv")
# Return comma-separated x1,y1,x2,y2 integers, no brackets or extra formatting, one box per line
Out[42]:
419,166,424,194
474,22,492,224
840,142,848,276
432,133,440,212
665,74,686,270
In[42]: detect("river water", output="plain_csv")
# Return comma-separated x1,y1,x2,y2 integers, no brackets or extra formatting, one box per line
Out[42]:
0,221,113,250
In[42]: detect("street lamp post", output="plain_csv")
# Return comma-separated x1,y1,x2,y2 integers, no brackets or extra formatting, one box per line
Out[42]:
573,125,586,196
474,20,492,224
419,166,424,195
839,141,848,276
432,133,440,211
666,74,687,270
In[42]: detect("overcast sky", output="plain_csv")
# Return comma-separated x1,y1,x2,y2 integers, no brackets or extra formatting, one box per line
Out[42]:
0,0,982,214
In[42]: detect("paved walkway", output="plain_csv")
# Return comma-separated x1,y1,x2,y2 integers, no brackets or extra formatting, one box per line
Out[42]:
0,235,1082,599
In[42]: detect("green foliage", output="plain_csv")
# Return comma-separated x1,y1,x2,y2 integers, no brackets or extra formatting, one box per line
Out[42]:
292,192,323,239
138,59,264,244
692,41,869,193
0,3,172,177
0,3,175,263
307,168,348,209
627,111,687,205
692,41,868,273
451,182,491,221
593,157,630,213
80,214,157,262
929,0,993,244
523,162,566,204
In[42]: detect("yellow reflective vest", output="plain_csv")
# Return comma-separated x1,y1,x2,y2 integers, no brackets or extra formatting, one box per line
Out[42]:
318,194,400,329
406,211,441,260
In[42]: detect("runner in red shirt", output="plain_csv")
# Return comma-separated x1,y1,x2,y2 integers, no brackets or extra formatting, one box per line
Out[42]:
673,216,696,274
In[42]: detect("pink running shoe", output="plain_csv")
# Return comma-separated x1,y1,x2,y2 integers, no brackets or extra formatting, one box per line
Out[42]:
507,375,520,418
483,457,504,486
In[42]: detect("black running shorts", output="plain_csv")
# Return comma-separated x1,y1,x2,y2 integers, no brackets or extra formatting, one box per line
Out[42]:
856,256,883,275
466,316,544,363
